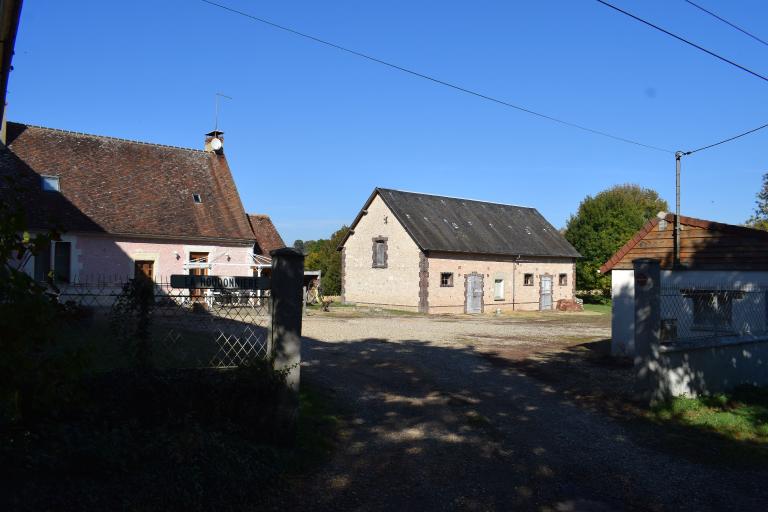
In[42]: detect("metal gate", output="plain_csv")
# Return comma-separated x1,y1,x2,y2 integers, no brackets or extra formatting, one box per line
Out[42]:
540,275,553,311
465,272,484,314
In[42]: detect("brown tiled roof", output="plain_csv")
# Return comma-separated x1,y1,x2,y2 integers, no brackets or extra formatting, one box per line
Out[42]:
600,213,768,273
0,122,254,242
247,214,286,255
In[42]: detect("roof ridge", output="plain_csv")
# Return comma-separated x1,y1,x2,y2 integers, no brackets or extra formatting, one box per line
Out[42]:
377,187,535,209
10,121,208,154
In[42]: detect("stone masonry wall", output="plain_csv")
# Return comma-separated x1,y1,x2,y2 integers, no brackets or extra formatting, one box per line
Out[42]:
342,195,422,310
427,252,576,314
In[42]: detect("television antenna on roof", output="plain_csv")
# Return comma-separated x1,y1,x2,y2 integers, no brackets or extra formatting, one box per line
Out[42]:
214,92,233,133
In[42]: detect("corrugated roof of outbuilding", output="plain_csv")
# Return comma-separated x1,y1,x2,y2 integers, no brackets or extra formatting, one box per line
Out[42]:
340,188,580,259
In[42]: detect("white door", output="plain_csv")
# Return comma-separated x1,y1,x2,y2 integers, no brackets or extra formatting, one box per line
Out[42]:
540,275,553,310
466,273,483,314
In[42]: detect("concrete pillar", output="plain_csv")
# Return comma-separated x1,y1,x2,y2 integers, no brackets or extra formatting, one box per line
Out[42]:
633,258,661,400
270,248,304,392
269,248,304,444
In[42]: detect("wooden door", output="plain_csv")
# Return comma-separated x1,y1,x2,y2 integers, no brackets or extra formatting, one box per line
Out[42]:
134,260,154,281
540,275,553,311
465,273,483,314
189,252,209,299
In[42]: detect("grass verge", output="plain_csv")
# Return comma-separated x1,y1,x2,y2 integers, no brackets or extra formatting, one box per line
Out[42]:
645,386,768,465
582,303,611,315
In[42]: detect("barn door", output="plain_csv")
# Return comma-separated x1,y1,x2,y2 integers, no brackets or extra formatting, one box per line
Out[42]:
540,275,553,311
465,273,484,314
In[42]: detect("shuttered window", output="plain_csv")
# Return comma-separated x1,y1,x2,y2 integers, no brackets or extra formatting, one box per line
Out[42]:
372,237,388,268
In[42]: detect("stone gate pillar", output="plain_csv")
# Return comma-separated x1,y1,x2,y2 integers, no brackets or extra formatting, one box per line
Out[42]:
270,248,304,442
633,258,661,400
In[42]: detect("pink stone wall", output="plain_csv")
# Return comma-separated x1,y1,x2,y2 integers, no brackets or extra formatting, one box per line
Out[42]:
72,235,254,281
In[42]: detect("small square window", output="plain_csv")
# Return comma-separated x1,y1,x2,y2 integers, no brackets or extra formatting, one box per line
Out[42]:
41,175,60,192
559,273,568,286
440,272,453,287
524,273,534,286
193,193,202,203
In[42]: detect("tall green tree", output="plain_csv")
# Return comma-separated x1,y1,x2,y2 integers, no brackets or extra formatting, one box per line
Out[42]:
565,184,668,297
746,172,768,230
303,226,349,295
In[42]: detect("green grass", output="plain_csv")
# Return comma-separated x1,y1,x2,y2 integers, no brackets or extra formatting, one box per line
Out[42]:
650,386,768,443
293,385,341,470
644,386,768,466
583,303,612,315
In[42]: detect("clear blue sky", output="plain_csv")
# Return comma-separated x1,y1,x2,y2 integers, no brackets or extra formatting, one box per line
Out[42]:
9,0,768,244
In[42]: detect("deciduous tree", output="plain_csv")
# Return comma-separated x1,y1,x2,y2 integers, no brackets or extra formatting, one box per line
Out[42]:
565,184,668,298
302,226,349,295
746,172,768,230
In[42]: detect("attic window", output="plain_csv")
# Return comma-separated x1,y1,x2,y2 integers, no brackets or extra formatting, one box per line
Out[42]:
41,175,60,192
193,194,203,204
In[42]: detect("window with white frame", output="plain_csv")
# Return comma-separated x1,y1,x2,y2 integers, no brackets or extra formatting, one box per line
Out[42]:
494,278,504,300
33,240,71,283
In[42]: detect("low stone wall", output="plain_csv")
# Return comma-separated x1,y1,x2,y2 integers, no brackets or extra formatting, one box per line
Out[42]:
653,338,768,397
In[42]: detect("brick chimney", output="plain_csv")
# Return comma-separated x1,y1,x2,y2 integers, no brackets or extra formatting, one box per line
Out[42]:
204,130,224,154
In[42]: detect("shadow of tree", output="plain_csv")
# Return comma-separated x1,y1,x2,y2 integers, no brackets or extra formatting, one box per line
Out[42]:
294,335,768,512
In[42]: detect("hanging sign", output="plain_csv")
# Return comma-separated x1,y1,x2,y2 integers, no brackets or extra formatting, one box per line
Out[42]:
170,274,269,290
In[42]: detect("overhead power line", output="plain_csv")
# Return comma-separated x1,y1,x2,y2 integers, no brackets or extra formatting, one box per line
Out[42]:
683,121,768,155
596,0,768,84
684,0,768,48
201,0,673,154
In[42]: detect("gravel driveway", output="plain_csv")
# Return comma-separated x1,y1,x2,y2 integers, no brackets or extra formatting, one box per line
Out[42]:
292,311,768,512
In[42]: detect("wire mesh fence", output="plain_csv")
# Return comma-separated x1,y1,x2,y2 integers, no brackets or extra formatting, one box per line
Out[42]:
660,284,768,345
54,278,271,369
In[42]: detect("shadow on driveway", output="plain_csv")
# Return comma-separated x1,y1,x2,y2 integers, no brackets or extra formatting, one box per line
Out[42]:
292,335,768,512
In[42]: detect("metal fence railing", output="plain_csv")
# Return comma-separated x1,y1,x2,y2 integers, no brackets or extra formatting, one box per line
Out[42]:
54,278,271,369
660,284,768,345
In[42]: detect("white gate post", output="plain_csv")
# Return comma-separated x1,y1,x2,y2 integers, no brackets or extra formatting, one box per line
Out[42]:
269,248,304,443
633,258,662,401
270,248,304,391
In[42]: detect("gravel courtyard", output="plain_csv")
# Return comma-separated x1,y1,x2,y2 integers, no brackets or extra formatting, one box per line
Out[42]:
292,310,768,512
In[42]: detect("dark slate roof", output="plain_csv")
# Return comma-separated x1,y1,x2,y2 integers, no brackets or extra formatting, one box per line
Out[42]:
343,188,580,258
247,214,286,255
0,122,254,243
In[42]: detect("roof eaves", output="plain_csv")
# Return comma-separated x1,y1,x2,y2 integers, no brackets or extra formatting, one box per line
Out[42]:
599,217,661,274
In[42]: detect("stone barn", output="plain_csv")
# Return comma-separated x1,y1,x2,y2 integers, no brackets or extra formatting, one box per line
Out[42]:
338,188,580,314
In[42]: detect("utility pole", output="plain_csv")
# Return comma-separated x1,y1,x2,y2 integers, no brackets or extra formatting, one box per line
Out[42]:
675,151,683,266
